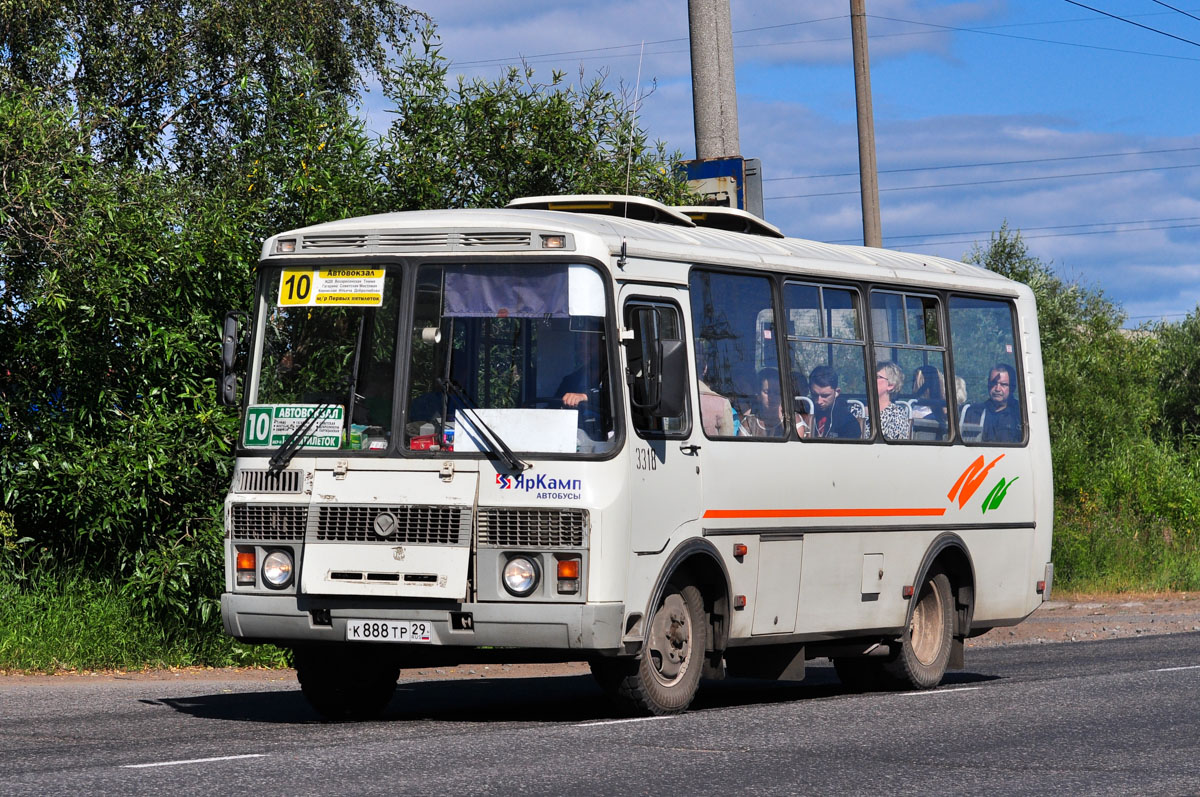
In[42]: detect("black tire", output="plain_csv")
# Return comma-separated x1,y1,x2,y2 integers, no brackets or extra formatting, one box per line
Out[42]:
882,570,954,689
589,657,636,694
294,645,401,721
617,583,707,715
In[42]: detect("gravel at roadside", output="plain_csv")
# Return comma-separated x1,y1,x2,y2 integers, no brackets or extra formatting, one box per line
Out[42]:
966,592,1200,648
3,593,1197,683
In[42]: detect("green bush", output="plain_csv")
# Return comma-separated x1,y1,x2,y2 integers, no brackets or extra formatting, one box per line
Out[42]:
970,228,1200,592
1,11,695,669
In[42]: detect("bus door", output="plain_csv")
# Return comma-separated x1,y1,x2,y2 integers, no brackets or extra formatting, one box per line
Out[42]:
621,289,702,554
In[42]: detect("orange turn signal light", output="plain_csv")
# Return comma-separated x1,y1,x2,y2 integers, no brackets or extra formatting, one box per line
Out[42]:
236,551,256,571
557,559,580,579
732,543,748,558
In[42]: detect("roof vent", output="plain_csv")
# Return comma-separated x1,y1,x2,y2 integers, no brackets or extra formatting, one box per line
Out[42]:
506,194,696,228
676,206,785,238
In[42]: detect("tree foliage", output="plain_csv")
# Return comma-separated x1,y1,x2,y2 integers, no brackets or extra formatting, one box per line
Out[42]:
1155,310,1200,437
1,8,695,661
1,0,419,170
968,226,1200,589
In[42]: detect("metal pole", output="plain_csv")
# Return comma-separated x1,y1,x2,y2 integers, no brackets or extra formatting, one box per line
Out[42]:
689,0,740,159
850,0,882,247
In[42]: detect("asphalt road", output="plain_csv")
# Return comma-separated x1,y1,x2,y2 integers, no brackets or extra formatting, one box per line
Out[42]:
2,633,1199,796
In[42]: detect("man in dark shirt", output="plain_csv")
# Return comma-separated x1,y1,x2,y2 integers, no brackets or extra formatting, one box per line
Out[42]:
809,365,862,440
981,363,1022,443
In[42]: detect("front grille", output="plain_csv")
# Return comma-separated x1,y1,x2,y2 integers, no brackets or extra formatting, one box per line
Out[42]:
290,229,540,254
231,504,308,541
460,231,533,248
301,234,369,249
235,469,303,494
377,232,453,250
478,508,588,548
315,505,471,545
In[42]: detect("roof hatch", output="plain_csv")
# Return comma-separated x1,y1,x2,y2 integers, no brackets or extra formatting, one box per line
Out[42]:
506,194,696,228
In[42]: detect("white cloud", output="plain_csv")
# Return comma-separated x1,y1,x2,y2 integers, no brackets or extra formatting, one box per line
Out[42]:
384,1,1200,324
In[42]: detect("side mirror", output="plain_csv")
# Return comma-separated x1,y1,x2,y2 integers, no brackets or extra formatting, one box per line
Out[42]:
624,307,660,410
219,312,242,407
656,339,687,418
623,306,686,419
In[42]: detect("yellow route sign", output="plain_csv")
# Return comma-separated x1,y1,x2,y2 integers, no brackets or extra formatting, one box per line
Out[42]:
278,267,384,307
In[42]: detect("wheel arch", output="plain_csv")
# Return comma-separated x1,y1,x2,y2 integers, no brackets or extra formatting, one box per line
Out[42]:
643,537,732,655
908,532,976,638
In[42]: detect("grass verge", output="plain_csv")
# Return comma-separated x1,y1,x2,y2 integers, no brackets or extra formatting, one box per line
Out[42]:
1052,502,1200,594
0,571,285,672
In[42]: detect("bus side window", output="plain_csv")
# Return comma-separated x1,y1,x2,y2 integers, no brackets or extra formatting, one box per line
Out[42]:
689,270,783,439
871,290,949,443
948,295,1024,445
784,282,870,441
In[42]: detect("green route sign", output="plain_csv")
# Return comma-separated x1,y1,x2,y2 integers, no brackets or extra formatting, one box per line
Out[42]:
243,404,345,449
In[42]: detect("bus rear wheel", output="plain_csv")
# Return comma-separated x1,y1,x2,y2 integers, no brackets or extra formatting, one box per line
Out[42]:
883,570,953,689
617,583,707,715
294,645,401,721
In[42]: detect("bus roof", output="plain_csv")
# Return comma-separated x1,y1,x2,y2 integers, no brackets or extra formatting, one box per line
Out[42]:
261,195,1013,292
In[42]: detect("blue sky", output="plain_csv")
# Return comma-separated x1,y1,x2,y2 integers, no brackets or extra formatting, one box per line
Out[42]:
394,1,1200,325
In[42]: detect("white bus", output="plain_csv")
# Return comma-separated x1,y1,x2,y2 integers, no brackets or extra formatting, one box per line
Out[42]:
219,195,1053,719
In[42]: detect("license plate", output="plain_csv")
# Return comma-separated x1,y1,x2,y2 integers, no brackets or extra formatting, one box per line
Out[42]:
345,619,435,643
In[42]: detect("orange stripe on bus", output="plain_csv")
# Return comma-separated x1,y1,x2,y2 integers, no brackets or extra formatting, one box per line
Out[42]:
702,507,948,519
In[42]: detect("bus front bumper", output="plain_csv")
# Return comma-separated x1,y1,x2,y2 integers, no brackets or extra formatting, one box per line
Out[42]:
221,593,625,652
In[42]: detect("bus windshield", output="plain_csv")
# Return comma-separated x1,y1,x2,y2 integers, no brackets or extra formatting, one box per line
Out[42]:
250,265,400,452
405,262,615,456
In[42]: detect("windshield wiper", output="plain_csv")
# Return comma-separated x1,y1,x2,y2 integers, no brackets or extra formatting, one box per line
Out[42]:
435,377,529,473
268,401,335,475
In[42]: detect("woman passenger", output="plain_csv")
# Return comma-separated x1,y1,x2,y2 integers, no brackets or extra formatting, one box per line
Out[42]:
740,367,785,437
875,360,910,440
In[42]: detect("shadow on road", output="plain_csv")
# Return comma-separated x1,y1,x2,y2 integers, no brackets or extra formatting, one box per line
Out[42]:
154,664,1002,725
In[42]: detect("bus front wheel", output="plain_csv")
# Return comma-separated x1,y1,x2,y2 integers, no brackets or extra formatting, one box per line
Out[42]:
883,570,954,689
618,583,707,715
294,645,401,721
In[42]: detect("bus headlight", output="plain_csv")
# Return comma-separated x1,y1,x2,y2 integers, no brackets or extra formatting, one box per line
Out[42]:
262,550,294,589
502,556,540,597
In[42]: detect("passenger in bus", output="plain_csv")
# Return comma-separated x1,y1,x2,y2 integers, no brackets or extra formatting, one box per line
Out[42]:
793,369,812,438
909,365,947,421
981,363,1022,443
698,363,735,436
874,360,911,440
808,365,863,439
739,367,786,437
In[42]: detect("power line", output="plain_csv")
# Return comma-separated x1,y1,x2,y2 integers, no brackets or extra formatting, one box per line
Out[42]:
767,162,1200,200
449,7,1200,72
1128,312,1194,320
763,145,1200,182
450,15,844,68
871,13,1200,62
1062,0,1200,48
825,216,1200,245
883,222,1200,249
1149,1,1200,24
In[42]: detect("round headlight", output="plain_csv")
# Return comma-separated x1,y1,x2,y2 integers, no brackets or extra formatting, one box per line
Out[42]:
502,556,540,597
261,550,294,588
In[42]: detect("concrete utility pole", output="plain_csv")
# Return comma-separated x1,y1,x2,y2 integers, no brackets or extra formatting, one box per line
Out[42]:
850,0,882,247
689,0,740,159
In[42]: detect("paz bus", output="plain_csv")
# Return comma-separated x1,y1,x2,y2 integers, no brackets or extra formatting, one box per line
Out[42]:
218,195,1052,719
